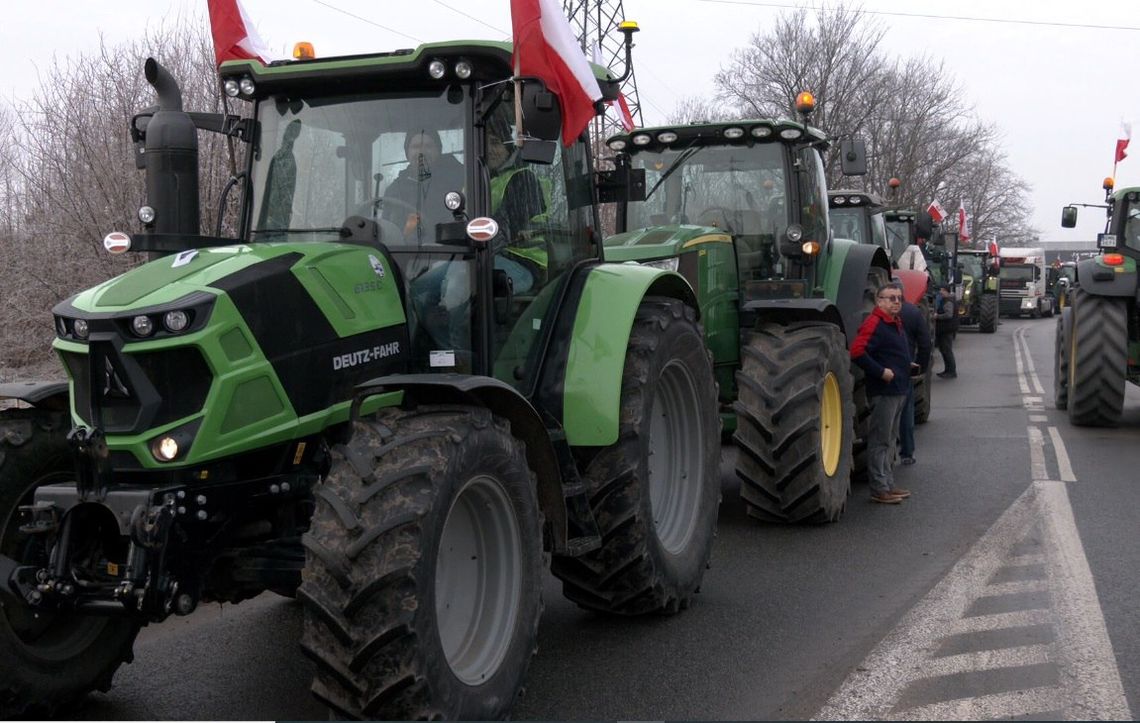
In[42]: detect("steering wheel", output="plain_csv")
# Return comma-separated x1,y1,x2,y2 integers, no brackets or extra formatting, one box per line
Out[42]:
696,206,737,233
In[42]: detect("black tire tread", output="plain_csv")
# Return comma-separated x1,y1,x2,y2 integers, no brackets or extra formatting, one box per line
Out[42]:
1067,291,1128,426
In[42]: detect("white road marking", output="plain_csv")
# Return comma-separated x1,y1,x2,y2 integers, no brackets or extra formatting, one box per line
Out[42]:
886,686,1068,722
1017,327,1046,394
1047,426,1077,482
1027,426,1048,481
1012,328,1031,395
1029,414,1048,422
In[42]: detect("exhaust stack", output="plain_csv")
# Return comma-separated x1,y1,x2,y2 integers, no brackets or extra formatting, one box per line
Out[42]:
142,58,199,235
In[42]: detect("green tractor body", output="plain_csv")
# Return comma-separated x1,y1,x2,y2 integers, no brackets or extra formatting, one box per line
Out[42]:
1056,186,1140,425
955,247,1000,332
603,119,891,523
0,41,724,719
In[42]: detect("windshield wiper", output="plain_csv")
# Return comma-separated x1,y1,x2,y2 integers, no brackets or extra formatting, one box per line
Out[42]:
644,143,704,201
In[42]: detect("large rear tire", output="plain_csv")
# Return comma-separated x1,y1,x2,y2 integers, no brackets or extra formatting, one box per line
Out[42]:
1067,291,1127,426
978,294,998,333
0,409,139,719
734,322,854,524
913,365,932,424
551,297,720,616
1054,308,1072,410
300,406,543,720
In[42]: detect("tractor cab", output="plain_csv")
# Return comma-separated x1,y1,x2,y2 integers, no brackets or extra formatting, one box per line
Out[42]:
828,190,888,255
883,208,919,265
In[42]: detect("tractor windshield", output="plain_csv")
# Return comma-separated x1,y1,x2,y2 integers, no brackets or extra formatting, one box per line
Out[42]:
626,143,788,237
958,254,984,281
884,219,911,262
249,90,468,243
830,207,867,243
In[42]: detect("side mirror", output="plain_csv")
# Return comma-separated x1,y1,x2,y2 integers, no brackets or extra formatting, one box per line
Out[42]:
519,140,557,165
520,80,562,142
840,139,867,176
1061,205,1078,228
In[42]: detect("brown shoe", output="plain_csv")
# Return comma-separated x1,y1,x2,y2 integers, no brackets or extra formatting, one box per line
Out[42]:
888,488,911,499
870,493,902,504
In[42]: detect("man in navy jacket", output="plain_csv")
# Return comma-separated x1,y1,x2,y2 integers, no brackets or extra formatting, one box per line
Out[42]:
851,281,915,504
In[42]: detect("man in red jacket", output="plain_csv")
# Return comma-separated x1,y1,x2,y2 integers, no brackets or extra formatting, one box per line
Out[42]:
851,281,916,504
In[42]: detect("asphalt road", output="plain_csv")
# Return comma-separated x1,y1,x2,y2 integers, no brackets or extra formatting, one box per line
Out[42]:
68,315,1139,720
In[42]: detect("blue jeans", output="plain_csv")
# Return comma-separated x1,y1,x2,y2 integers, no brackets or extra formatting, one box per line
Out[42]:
899,383,915,458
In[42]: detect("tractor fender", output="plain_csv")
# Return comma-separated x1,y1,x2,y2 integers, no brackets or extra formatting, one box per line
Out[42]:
0,381,70,411
562,263,698,447
741,297,844,331
834,243,892,344
350,374,567,551
893,268,931,305
1075,256,1137,297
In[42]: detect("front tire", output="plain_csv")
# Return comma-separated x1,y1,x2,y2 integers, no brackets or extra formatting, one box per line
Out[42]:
1067,291,1128,426
300,406,543,720
978,294,997,333
1054,308,1071,410
734,322,855,524
0,409,139,719
551,297,720,616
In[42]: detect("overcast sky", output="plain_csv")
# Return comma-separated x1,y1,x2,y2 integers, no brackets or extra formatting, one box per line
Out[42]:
4,0,1138,242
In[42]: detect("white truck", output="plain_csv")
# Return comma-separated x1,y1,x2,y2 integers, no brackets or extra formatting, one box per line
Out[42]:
997,246,1053,317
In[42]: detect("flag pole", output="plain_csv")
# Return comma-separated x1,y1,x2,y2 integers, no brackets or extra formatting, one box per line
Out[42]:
513,56,525,149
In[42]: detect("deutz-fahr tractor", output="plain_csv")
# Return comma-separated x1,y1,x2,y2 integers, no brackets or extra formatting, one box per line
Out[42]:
955,246,1000,333
601,96,892,524
829,193,934,424
0,38,724,720
1055,183,1140,425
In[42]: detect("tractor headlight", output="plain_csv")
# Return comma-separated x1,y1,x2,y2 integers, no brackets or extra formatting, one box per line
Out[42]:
641,257,680,272
223,79,240,97
656,131,678,143
785,224,804,243
779,128,803,140
153,436,180,462
428,59,447,79
163,310,190,333
138,205,156,224
723,127,745,139
751,126,772,138
632,133,652,146
238,77,256,96
608,139,627,151
72,319,89,339
131,315,155,337
454,59,473,79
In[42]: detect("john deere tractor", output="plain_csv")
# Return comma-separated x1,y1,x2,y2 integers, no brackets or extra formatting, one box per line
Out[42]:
1055,184,1140,425
0,38,724,720
602,100,891,524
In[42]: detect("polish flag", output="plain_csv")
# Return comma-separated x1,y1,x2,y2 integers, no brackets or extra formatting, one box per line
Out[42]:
1115,120,1132,164
207,0,272,67
958,200,971,243
613,91,636,131
927,199,948,224
511,0,603,145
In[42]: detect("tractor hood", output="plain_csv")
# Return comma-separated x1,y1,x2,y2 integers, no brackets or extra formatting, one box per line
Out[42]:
604,225,732,262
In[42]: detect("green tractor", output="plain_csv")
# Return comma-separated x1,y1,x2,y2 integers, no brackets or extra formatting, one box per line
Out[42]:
1055,185,1140,425
955,246,1000,333
601,108,891,524
1047,261,1077,312
0,39,724,720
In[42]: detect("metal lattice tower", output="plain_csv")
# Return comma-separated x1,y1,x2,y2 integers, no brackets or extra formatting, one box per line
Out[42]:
562,0,643,150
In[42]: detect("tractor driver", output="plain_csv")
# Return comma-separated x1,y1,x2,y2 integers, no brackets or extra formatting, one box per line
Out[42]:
382,129,466,242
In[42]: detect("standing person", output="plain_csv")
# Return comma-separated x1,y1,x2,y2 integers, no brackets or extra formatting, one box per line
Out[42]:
851,281,914,504
898,295,933,465
934,283,959,378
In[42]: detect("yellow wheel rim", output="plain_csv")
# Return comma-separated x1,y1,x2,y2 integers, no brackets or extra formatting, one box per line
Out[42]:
820,372,842,476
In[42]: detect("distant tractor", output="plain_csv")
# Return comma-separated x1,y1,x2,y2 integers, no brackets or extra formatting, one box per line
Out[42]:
602,94,893,524
955,247,1000,333
1056,183,1140,425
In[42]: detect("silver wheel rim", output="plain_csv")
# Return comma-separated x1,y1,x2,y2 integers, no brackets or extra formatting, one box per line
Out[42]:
647,357,705,555
435,474,523,685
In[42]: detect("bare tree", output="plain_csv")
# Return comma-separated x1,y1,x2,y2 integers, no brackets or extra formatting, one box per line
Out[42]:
706,2,1034,246
1,16,241,372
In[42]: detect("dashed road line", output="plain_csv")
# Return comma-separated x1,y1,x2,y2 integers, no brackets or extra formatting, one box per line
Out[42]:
1046,426,1076,482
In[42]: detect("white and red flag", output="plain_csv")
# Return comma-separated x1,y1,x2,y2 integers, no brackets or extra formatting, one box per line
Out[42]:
958,199,971,243
207,0,272,67
511,0,603,145
927,199,948,224
590,43,635,132
1115,120,1132,166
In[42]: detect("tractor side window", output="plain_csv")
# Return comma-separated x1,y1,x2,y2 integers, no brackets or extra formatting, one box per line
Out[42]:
796,147,829,247
1124,206,1140,251
870,212,887,252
